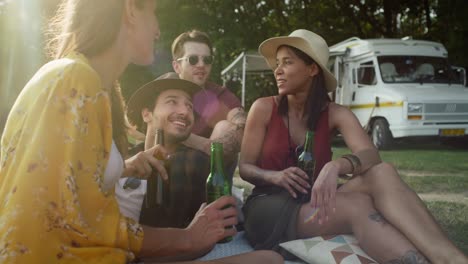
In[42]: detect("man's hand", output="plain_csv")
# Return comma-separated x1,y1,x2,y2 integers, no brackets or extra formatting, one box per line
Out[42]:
123,144,169,180
138,196,238,261
185,196,238,253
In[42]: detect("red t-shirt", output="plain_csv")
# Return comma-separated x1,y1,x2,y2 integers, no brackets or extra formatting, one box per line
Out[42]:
192,82,241,138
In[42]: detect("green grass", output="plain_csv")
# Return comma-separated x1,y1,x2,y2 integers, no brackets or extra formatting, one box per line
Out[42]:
426,201,468,254
380,150,468,173
332,145,468,173
332,143,468,193
401,175,468,193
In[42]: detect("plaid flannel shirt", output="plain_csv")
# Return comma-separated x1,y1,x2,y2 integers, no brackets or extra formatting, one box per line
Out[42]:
137,143,210,228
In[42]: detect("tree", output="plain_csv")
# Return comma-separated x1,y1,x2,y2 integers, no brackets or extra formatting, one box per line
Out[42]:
145,0,468,110
2,0,467,133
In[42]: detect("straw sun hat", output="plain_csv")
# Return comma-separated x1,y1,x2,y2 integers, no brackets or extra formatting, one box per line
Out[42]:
259,29,337,92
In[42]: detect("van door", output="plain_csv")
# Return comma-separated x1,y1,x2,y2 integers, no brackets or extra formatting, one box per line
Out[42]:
350,60,378,126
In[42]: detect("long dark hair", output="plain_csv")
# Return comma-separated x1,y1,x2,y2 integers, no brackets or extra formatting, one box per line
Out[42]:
277,45,330,131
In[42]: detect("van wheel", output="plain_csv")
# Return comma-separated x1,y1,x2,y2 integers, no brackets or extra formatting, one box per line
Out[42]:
371,119,393,150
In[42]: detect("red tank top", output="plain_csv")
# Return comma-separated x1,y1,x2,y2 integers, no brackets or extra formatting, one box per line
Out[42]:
257,97,332,179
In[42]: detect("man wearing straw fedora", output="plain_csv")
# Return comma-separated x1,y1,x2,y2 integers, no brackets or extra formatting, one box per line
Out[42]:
115,72,210,229
239,29,467,263
114,72,284,263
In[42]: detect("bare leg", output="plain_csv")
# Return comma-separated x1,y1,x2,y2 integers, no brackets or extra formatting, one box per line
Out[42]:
146,250,284,264
297,192,428,263
340,162,468,263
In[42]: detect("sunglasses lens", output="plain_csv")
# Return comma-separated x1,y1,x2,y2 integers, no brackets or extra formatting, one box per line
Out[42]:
203,56,213,65
185,55,213,66
188,55,199,65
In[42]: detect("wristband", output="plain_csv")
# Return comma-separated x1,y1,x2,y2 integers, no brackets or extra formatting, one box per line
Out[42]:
341,154,362,175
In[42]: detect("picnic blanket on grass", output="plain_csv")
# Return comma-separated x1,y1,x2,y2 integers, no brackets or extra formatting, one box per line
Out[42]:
198,231,305,264
198,231,377,264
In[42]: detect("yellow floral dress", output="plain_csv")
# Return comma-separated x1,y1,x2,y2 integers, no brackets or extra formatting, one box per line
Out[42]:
0,53,143,263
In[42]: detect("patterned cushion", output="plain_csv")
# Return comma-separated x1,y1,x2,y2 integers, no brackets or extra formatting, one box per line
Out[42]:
280,235,377,264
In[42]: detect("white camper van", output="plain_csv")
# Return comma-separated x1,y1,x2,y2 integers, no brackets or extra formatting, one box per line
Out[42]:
328,37,468,149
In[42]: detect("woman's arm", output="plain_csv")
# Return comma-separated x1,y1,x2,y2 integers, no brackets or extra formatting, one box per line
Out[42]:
328,103,381,175
309,103,382,223
239,98,276,185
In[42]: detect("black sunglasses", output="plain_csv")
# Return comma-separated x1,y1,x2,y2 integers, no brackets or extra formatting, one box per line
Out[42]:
177,55,214,66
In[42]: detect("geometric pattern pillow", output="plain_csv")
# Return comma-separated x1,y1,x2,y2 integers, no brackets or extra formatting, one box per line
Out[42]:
280,235,378,264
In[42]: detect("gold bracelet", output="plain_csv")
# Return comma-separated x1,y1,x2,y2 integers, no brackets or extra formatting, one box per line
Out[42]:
341,154,362,175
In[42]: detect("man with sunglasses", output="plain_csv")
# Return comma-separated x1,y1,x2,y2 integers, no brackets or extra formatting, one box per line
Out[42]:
168,30,246,180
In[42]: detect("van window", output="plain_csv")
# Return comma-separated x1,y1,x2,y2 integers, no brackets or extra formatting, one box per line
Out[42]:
377,56,454,84
452,67,466,85
357,61,377,86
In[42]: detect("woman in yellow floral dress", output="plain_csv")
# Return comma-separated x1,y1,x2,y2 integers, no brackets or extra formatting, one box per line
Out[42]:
0,0,283,263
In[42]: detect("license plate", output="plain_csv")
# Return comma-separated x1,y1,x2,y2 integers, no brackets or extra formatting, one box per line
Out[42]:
439,129,465,137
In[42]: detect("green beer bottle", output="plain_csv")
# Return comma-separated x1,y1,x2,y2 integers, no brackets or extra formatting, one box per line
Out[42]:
146,129,166,207
297,130,316,203
206,142,233,243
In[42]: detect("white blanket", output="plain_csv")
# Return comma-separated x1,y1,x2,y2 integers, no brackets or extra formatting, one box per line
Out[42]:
198,231,305,264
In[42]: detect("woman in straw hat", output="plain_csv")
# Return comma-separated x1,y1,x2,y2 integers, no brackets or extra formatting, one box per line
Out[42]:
0,0,283,263
239,29,467,263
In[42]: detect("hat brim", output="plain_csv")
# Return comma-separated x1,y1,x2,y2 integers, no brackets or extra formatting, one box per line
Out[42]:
259,36,337,92
126,78,201,130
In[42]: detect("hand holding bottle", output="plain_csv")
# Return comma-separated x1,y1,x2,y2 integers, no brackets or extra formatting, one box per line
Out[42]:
296,131,316,203
206,142,235,243
147,129,169,207
271,167,310,199
186,196,238,251
123,144,169,180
